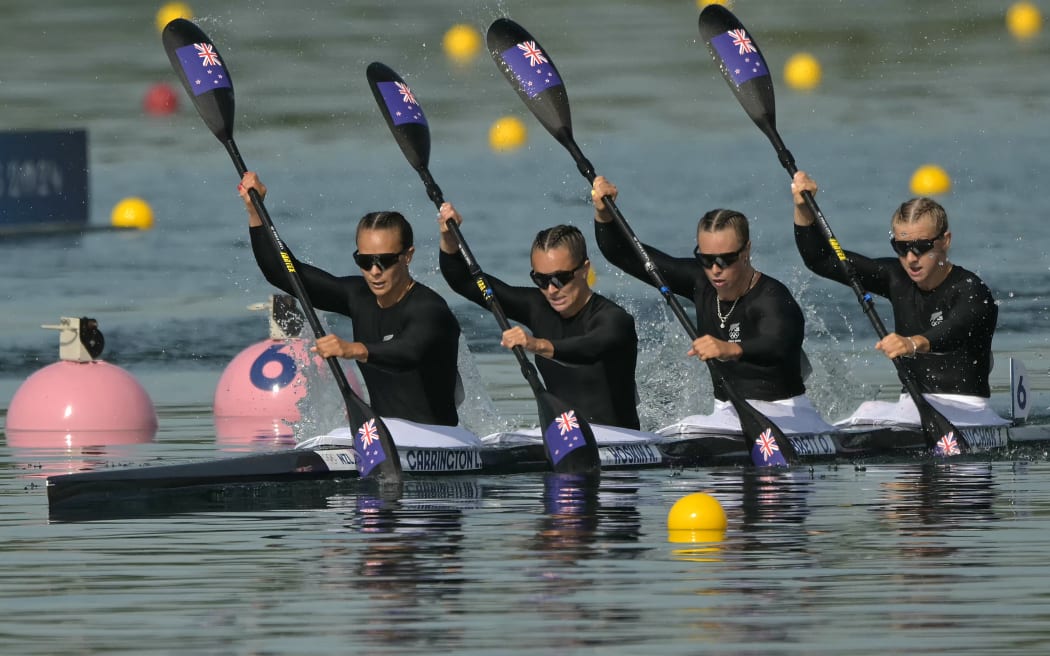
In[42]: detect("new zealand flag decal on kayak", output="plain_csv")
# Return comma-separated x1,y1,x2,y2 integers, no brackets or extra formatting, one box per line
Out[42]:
709,29,767,86
375,80,427,127
501,41,562,98
934,432,961,457
752,428,788,466
544,410,585,465
175,42,231,96
354,418,387,476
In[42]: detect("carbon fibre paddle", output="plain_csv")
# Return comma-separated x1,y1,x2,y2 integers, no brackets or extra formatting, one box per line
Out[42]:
162,18,404,480
699,4,966,456
367,61,601,474
487,18,796,467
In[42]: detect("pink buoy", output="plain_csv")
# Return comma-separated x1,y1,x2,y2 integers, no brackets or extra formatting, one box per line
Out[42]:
214,296,364,448
5,317,157,450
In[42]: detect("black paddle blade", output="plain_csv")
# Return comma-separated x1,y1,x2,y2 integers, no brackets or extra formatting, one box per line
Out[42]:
735,400,794,466
366,62,431,172
698,5,777,139
537,392,600,474
486,18,574,147
161,18,235,143
927,408,968,456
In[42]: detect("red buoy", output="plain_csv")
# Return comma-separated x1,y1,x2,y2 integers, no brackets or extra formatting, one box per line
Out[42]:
143,82,179,115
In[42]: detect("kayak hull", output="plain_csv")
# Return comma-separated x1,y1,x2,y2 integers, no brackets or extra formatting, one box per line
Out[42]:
46,423,1050,516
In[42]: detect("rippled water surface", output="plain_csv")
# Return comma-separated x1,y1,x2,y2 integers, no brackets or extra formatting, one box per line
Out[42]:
2,0,1049,653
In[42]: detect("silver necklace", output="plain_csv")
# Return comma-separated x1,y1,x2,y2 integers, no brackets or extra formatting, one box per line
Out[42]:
716,270,757,329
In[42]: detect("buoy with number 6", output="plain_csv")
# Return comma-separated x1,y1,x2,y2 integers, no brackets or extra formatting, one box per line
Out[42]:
214,295,365,447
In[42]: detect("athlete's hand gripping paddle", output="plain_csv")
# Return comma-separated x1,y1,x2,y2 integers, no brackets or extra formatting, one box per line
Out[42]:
162,19,404,480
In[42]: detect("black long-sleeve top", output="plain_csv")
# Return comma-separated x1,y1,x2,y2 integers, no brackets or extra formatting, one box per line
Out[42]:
595,221,806,402
795,223,996,396
251,226,461,426
440,250,640,429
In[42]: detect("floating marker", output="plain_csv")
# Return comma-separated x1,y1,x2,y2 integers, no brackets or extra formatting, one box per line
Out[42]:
784,52,822,91
143,82,179,115
6,317,158,449
489,116,527,151
443,24,482,64
910,164,951,196
111,197,155,230
155,2,193,33
1007,2,1043,41
668,492,727,543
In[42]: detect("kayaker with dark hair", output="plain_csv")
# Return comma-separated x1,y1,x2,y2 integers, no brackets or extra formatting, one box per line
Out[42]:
437,202,641,430
238,171,462,427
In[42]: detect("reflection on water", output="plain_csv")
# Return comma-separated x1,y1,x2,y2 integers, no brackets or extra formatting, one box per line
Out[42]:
874,462,998,533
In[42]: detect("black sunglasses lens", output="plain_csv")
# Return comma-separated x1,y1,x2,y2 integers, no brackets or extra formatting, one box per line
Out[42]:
530,270,573,288
890,239,935,257
694,248,740,269
354,252,401,270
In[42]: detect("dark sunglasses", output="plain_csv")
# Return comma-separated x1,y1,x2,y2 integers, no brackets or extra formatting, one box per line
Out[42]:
530,262,584,289
889,229,946,257
352,249,406,271
693,243,748,269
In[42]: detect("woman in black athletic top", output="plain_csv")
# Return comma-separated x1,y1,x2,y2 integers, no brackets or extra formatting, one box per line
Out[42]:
590,176,809,405
437,203,641,430
238,172,462,427
791,171,997,398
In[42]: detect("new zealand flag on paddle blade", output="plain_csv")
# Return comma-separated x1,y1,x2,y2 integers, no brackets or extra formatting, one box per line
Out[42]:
709,28,767,86
544,410,586,465
175,42,232,96
752,428,788,467
500,41,562,99
354,418,387,477
375,80,427,127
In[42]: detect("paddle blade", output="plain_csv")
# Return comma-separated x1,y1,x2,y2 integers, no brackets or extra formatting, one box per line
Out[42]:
350,413,401,479
486,18,574,147
732,397,795,467
924,406,968,457
161,18,235,143
537,393,600,474
366,62,431,171
698,5,777,138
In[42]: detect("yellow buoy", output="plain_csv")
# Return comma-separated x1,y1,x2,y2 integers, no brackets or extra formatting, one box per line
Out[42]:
1007,2,1043,41
489,116,528,152
909,164,952,196
155,2,193,33
442,24,482,64
111,197,155,230
696,0,733,9
668,492,727,531
586,266,597,287
784,52,822,91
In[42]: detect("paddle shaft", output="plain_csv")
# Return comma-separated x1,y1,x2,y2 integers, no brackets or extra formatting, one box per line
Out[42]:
224,139,360,404
415,167,549,396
